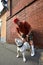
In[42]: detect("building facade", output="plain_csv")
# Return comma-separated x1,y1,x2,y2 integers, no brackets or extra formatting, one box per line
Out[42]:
7,0,43,48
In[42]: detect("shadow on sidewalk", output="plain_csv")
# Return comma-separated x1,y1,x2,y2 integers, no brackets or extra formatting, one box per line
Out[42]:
25,49,43,65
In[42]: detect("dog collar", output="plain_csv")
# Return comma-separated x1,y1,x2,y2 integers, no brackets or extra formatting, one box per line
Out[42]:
18,43,23,48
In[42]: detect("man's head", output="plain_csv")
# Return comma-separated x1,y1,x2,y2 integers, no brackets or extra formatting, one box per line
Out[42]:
14,18,20,25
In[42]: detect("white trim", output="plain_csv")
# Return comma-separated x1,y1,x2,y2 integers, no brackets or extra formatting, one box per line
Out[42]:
1,37,6,42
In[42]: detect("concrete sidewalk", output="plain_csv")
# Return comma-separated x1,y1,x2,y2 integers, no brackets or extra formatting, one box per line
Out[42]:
0,42,43,65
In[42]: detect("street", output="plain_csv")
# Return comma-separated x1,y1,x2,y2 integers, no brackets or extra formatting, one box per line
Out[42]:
0,42,43,65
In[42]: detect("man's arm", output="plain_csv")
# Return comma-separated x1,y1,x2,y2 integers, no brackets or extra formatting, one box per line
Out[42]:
17,28,25,42
26,28,32,37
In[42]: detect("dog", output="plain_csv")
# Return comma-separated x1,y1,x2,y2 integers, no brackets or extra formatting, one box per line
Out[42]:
15,38,30,62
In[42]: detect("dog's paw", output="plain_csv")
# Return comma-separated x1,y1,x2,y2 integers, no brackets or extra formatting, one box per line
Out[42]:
16,55,19,58
23,58,26,62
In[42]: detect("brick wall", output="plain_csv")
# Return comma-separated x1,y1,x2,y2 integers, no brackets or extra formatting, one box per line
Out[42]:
7,0,43,48
12,0,34,15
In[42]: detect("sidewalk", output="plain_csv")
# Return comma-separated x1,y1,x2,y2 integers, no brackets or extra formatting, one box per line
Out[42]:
0,42,43,65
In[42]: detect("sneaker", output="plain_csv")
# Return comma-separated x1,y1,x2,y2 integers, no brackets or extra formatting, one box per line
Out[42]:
31,51,35,56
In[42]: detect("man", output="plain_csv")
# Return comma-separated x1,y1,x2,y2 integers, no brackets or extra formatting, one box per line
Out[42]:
13,18,35,56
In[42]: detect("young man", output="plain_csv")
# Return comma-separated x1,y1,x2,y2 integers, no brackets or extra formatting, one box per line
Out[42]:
13,18,35,56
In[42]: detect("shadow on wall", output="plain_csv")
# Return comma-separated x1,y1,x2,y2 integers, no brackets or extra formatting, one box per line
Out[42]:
33,31,43,48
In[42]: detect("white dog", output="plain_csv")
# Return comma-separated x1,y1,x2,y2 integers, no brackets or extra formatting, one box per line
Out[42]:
15,38,30,62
